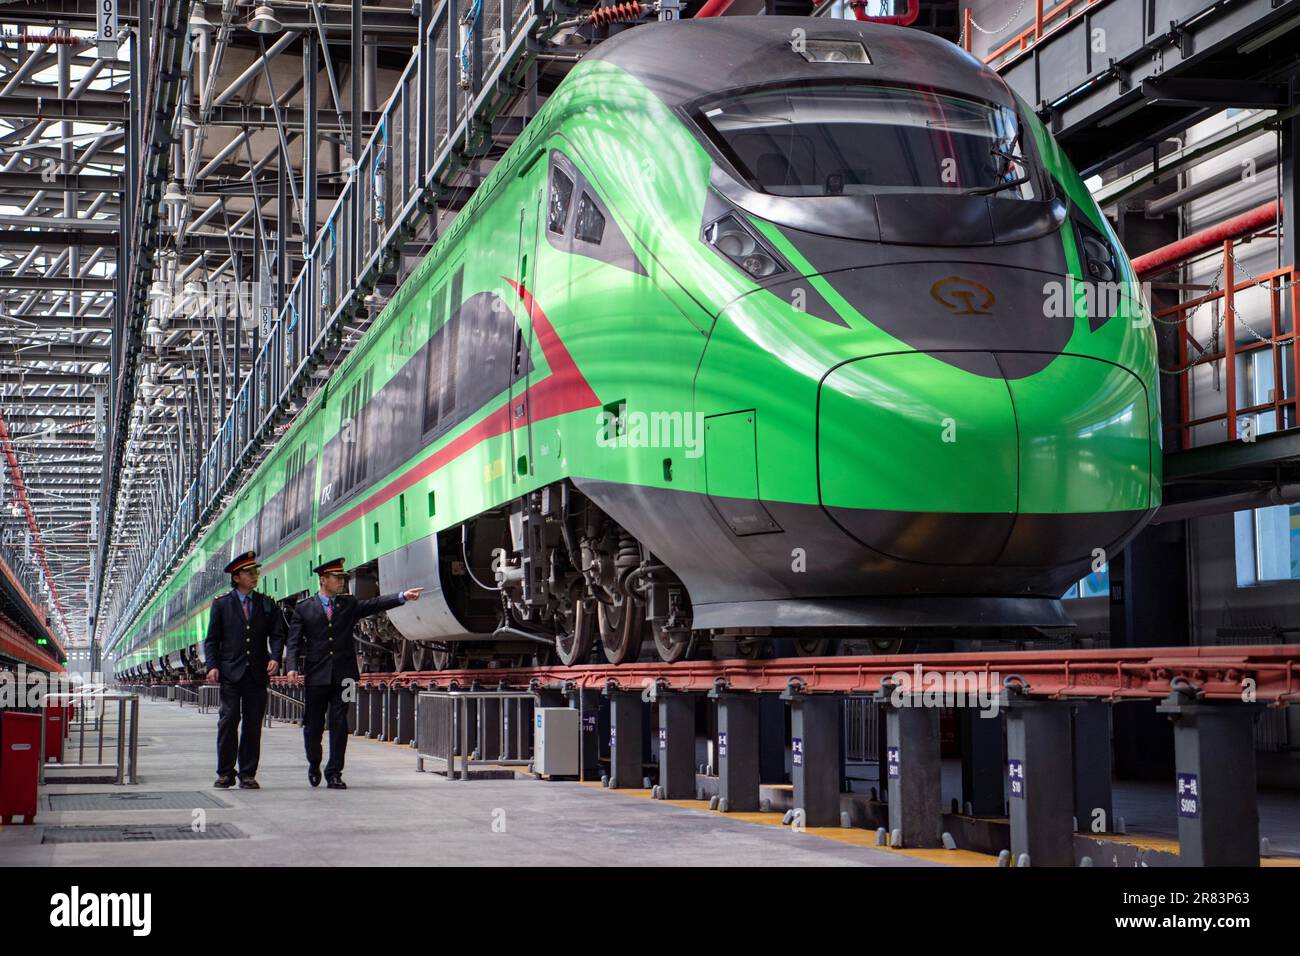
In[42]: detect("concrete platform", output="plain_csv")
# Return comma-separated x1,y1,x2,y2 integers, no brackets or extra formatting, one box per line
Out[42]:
0,700,943,867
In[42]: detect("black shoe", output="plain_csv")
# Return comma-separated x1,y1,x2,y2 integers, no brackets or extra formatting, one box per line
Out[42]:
308,766,321,788
214,774,236,788
238,776,260,789
326,775,347,790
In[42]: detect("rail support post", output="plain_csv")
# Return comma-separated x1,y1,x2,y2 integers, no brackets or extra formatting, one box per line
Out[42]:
877,687,943,848
396,686,416,746
779,683,842,827
959,705,1004,816
565,685,605,781
708,687,761,812
759,692,786,784
1005,694,1075,867
654,686,696,799
383,685,399,742
479,695,502,762
604,687,643,789
1072,700,1114,834
1156,689,1260,866
367,685,384,739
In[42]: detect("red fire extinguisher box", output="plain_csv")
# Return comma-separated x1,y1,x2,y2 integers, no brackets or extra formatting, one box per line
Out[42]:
0,711,40,824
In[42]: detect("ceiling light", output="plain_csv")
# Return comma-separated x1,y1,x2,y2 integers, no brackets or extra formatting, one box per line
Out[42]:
248,4,282,34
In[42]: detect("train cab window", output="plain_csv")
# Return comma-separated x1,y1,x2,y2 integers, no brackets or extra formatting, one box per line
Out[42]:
548,167,574,235
693,85,1041,201
574,192,605,244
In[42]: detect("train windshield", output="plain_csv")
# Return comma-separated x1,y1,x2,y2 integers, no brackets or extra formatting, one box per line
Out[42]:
694,84,1040,200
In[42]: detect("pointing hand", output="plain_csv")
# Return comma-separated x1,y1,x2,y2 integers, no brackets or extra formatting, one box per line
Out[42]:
403,587,425,602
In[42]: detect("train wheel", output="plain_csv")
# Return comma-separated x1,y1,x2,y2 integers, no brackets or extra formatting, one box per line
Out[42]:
867,637,904,655
556,599,594,666
428,645,459,671
793,637,831,657
653,627,693,663
735,638,766,660
598,596,644,664
393,639,414,673
411,643,433,671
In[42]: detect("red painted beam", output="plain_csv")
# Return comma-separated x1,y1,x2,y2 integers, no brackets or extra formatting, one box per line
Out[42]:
0,412,69,648
1133,200,1280,278
0,613,63,672
264,645,1300,704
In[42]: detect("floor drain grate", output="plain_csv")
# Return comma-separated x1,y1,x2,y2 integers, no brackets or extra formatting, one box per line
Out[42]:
49,791,229,811
41,823,246,844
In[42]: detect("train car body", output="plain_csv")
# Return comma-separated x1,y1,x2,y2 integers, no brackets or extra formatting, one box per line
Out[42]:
112,17,1159,675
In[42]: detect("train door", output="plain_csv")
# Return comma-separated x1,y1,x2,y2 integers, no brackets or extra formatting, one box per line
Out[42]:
510,181,542,484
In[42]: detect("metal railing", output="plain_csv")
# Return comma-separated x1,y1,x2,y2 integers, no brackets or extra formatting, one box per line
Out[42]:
1158,247,1299,448
843,696,880,763
416,689,537,779
267,685,305,725
39,688,140,785
964,0,1113,66
108,0,559,658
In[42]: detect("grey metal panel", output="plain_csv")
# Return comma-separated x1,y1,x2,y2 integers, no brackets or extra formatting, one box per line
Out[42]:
378,532,491,642
1036,22,1092,106
42,824,246,843
48,791,229,811
1088,1,1146,69
1150,0,1220,29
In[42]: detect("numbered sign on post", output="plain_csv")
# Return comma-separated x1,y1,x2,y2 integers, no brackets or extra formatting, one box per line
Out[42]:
96,0,119,59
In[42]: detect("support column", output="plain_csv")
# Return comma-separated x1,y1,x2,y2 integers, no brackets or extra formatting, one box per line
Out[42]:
396,686,415,746
367,685,383,738
959,705,1005,816
758,692,786,783
779,687,842,827
565,686,604,781
1156,691,1260,867
881,700,943,847
605,688,643,789
1005,697,1075,867
709,690,761,812
1072,700,1114,833
479,696,502,762
656,690,695,799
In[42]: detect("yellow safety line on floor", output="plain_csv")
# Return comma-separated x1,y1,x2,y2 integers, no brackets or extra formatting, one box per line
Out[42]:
1089,832,1181,852
579,783,998,866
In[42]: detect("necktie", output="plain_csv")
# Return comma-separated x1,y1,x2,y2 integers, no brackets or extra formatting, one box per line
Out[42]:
324,598,332,621
241,595,249,620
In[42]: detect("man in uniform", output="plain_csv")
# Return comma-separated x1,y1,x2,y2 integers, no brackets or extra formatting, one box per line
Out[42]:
285,557,423,788
203,551,286,789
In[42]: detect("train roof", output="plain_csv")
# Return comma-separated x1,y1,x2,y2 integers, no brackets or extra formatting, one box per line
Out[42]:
585,16,1014,111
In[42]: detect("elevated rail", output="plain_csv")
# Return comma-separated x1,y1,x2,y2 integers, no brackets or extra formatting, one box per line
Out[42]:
256,644,1300,703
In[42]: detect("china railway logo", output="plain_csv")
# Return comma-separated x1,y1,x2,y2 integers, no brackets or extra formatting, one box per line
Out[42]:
930,276,995,316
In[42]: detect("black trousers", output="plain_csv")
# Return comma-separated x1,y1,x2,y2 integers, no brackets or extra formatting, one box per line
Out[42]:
217,671,267,778
304,683,350,776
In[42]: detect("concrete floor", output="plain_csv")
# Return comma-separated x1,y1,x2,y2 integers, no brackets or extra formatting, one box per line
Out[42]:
0,700,940,866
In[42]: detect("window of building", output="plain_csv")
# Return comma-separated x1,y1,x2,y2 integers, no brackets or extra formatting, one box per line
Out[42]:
1062,564,1109,599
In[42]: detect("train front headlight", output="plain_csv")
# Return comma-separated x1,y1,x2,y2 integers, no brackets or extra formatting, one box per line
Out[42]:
705,214,786,281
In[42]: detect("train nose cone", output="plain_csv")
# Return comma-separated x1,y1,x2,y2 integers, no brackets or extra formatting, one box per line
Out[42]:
817,351,1152,567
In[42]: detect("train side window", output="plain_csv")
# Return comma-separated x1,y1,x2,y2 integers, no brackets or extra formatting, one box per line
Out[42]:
575,192,605,244
440,267,464,425
422,281,447,434
548,167,574,235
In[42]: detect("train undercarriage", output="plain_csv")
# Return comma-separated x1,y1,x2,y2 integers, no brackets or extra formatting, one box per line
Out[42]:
346,480,1060,674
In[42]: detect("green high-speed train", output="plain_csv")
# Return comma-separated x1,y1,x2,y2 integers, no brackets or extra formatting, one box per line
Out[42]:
112,16,1159,678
